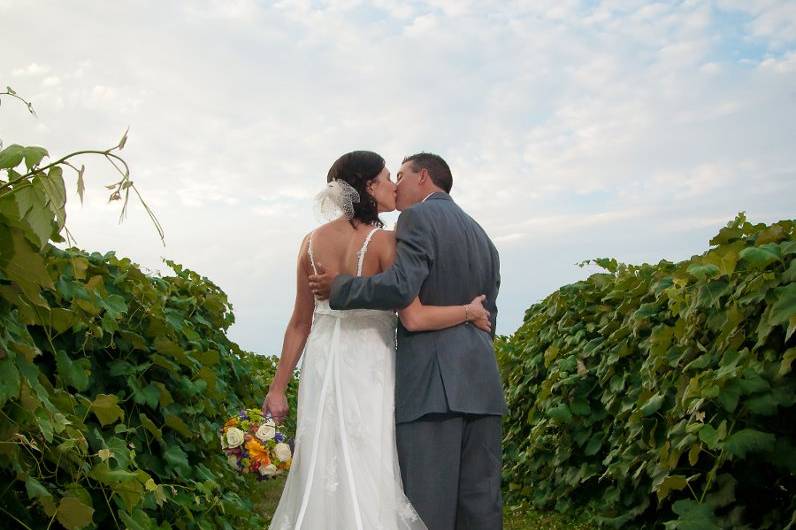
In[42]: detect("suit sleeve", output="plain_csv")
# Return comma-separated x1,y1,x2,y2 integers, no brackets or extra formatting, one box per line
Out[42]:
329,207,434,311
490,245,501,340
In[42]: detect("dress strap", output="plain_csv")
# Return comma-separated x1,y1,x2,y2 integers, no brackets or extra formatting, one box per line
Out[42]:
355,227,381,277
307,231,318,275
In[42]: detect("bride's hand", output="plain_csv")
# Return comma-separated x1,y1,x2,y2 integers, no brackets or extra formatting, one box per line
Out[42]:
262,389,289,424
467,295,492,333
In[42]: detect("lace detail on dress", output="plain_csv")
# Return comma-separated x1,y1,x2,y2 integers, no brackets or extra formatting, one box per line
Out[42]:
307,231,319,276
323,383,336,417
356,227,381,276
324,454,340,493
347,415,368,447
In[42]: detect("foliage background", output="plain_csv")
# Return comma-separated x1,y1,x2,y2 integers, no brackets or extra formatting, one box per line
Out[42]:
0,95,298,529
497,213,796,529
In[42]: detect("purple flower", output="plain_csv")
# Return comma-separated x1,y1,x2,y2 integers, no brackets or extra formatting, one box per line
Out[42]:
275,433,285,443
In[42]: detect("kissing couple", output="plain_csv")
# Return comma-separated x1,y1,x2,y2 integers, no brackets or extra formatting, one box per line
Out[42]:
262,151,507,530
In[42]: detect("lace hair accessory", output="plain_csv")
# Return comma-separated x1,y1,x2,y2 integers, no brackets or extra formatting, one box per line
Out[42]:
314,179,360,221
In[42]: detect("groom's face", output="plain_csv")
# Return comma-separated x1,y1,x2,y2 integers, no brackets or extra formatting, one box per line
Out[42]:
395,161,422,211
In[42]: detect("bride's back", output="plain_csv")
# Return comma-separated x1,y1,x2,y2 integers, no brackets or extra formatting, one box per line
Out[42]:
307,219,391,278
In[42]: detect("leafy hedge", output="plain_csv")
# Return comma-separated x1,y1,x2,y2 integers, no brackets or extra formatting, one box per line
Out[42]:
498,214,796,529
0,98,297,529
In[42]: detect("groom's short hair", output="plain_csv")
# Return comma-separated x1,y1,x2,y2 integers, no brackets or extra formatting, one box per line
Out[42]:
403,152,453,193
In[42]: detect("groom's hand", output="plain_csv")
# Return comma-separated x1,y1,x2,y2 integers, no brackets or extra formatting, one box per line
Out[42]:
308,263,334,300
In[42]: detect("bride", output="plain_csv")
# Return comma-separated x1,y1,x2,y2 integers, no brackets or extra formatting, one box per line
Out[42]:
262,151,492,530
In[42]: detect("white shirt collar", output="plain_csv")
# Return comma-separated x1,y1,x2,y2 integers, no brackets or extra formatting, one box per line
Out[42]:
421,192,436,203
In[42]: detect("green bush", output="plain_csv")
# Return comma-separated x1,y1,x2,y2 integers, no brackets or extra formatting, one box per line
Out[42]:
0,243,293,529
0,91,297,529
498,214,796,529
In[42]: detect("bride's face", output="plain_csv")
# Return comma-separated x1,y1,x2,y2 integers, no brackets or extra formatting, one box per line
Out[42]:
367,167,397,213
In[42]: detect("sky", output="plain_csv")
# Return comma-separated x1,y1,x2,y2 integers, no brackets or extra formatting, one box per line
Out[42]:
2,0,795,357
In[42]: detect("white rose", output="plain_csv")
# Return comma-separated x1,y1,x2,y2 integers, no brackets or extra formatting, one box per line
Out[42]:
274,442,292,462
227,455,239,469
259,463,278,476
225,427,245,448
255,423,276,442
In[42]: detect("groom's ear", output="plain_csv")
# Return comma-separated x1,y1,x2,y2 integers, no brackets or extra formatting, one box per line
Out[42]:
418,167,430,185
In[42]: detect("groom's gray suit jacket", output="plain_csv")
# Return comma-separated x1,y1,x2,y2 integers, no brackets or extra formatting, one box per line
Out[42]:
329,192,507,424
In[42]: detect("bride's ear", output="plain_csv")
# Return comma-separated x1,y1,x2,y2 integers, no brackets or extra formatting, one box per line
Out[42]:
366,181,378,200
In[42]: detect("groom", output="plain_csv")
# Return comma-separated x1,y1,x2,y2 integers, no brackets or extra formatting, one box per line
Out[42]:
309,152,507,530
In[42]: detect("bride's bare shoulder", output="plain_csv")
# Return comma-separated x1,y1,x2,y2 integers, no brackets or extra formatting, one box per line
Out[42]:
370,229,396,258
372,228,395,243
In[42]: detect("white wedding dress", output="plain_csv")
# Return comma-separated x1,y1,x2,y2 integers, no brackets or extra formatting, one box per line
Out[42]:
269,228,427,530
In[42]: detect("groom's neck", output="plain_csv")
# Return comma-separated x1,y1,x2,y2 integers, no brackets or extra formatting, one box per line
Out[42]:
419,185,445,201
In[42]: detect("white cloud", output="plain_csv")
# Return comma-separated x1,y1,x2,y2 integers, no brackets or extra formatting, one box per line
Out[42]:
716,0,796,47
12,62,50,77
184,0,260,19
428,0,473,17
2,0,794,355
759,51,796,73
371,0,415,19
404,13,438,36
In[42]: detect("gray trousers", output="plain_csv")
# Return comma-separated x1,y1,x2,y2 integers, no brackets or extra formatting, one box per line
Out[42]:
396,413,503,530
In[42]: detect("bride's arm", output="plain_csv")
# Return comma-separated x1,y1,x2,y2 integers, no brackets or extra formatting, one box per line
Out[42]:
375,231,492,333
398,295,492,333
262,234,315,423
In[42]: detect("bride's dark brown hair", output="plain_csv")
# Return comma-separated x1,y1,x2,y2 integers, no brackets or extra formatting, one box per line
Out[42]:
326,151,386,228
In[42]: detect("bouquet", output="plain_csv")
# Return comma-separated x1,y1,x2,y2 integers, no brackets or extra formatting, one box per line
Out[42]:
219,408,292,479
